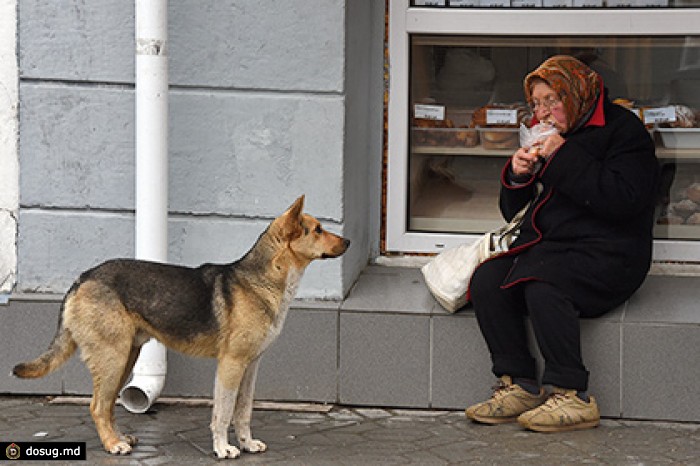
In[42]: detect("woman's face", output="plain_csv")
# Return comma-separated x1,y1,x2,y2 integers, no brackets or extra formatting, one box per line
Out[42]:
530,81,569,133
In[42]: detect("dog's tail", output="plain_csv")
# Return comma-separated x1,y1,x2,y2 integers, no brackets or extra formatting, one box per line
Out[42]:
12,289,78,379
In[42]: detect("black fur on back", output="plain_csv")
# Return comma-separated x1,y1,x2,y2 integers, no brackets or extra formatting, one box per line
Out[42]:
77,259,234,339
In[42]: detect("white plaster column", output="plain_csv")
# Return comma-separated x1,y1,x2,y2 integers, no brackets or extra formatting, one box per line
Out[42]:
0,0,19,294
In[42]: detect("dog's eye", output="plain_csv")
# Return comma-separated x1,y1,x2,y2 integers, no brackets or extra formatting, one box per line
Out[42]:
315,225,323,234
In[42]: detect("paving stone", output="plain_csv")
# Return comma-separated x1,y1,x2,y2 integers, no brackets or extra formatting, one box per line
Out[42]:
355,408,392,419
1,396,699,465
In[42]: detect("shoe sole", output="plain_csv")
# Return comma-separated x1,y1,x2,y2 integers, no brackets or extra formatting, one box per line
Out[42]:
519,419,600,432
466,412,518,425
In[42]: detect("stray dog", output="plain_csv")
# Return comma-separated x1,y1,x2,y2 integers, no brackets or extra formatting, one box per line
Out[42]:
13,196,349,459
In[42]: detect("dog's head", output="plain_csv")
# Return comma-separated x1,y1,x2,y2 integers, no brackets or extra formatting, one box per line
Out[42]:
274,195,350,263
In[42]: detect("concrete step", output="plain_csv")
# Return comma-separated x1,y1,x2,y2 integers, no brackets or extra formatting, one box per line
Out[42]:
2,267,699,422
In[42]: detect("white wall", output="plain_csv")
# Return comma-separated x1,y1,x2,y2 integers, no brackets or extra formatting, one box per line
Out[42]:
0,0,18,294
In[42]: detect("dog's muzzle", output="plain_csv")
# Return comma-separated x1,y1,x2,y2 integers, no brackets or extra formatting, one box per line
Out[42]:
322,239,350,258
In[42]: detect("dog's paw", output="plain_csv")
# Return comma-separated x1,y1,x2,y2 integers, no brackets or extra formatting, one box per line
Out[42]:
122,434,138,446
106,440,132,455
241,438,267,454
213,442,241,459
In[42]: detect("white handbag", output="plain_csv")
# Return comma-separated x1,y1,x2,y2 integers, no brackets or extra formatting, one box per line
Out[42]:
421,201,532,313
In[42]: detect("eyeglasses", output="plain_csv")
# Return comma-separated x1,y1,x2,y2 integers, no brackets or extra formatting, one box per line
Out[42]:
529,95,562,112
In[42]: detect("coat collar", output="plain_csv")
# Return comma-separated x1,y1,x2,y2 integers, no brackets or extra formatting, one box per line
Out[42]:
584,80,606,128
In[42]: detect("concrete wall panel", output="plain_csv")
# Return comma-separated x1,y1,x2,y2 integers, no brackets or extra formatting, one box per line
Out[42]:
169,91,344,220
18,210,345,298
20,0,345,92
17,210,135,292
19,84,135,210
169,1,345,92
20,85,344,220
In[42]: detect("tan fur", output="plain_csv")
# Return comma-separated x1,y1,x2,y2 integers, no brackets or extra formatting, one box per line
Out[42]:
13,196,349,458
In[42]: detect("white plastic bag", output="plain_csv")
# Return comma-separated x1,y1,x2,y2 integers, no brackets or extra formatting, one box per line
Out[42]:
519,121,558,152
421,238,487,313
421,205,531,313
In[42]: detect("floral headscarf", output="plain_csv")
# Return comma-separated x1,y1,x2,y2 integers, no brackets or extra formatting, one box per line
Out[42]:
524,55,602,132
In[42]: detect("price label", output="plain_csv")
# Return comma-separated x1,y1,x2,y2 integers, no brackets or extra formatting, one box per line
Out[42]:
448,0,479,6
643,106,676,125
414,104,445,121
572,0,603,5
414,0,446,5
512,0,543,6
486,109,518,125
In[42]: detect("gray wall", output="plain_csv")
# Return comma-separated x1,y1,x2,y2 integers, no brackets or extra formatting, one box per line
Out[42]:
17,0,383,298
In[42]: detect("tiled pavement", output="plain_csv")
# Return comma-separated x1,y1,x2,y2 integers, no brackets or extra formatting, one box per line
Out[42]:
1,396,699,465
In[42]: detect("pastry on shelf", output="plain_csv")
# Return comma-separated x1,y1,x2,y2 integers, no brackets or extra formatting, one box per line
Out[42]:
656,104,698,129
612,98,634,109
657,213,684,225
685,182,700,204
670,105,697,128
412,116,478,148
480,128,519,150
670,198,698,218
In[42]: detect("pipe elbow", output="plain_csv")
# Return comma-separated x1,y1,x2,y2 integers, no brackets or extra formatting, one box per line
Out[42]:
119,339,167,414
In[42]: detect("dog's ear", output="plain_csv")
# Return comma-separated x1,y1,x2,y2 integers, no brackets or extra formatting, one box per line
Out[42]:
285,195,305,220
279,195,305,239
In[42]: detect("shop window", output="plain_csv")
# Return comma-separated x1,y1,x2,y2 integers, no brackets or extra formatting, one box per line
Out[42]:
386,3,700,261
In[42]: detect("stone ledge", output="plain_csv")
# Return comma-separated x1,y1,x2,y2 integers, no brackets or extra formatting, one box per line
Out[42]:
1,267,698,422
343,265,700,325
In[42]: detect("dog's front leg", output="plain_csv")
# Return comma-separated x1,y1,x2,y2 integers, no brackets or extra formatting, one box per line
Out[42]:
233,357,266,454
211,361,245,459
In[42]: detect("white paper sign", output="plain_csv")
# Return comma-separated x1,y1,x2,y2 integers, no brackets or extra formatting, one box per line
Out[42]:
414,104,445,121
486,109,518,125
449,0,480,5
512,0,543,6
606,0,668,6
414,0,447,5
479,0,510,6
643,106,676,125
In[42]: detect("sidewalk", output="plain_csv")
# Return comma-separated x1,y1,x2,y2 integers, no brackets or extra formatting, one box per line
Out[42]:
1,396,699,465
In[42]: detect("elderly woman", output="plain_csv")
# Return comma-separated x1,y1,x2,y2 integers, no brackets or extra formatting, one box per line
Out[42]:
465,55,659,432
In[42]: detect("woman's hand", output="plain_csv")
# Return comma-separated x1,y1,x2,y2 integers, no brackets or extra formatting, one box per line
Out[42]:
511,147,540,176
511,133,566,176
536,133,566,159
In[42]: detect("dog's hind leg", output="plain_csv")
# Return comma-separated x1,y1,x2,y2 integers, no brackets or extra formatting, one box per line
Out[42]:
233,357,266,454
113,346,142,448
85,342,138,455
211,357,247,459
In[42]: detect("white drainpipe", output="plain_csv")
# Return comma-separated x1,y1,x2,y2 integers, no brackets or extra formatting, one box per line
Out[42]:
119,0,169,414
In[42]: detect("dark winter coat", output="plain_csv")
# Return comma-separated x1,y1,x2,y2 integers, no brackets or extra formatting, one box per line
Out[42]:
492,97,659,315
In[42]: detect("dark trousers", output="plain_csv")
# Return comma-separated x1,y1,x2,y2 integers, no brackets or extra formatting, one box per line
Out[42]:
470,255,590,391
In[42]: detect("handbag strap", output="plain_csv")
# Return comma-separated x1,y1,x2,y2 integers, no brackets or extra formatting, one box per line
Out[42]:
494,182,543,252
